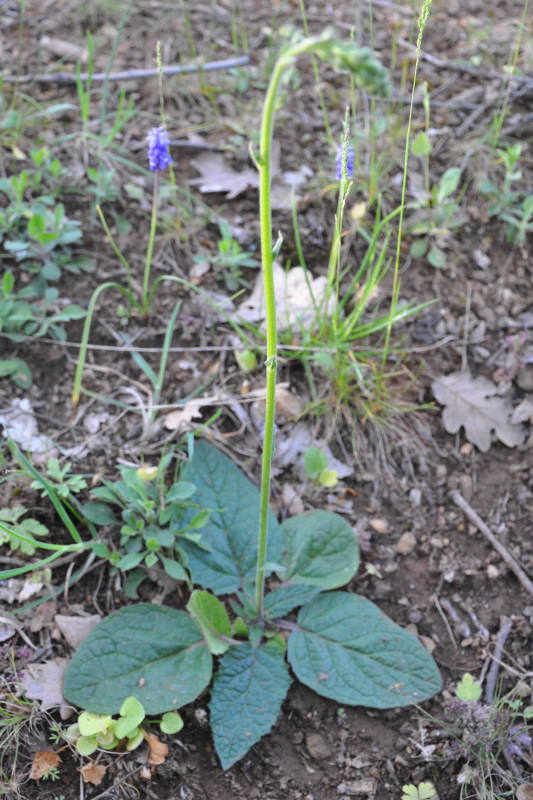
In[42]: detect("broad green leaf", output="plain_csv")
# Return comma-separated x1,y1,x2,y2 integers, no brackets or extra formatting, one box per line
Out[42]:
159,555,188,582
63,604,212,714
280,510,359,589
402,781,436,800
288,592,442,708
210,641,292,770
456,673,481,702
409,238,428,259
410,132,431,157
180,441,283,594
187,590,233,655
303,446,328,479
263,584,323,619
427,247,446,269
436,166,461,204
82,501,118,525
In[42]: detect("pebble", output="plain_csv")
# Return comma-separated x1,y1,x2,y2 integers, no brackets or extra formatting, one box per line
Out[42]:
306,732,331,760
487,564,499,579
459,474,473,501
409,487,422,506
397,532,416,555
370,518,389,534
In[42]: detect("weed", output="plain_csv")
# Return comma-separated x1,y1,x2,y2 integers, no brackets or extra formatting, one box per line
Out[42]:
480,143,533,244
82,451,209,598
193,218,259,292
30,458,88,500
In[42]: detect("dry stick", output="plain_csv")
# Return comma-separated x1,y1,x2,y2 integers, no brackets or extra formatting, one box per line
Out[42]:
450,490,533,598
1,55,250,85
485,615,513,704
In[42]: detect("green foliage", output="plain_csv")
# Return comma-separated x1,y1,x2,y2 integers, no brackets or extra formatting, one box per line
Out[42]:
64,695,183,755
0,506,49,555
402,781,436,800
193,219,259,292
456,673,482,702
0,270,86,388
0,170,93,291
303,446,338,487
82,452,210,597
480,143,533,244
65,442,442,770
30,458,88,499
407,165,465,268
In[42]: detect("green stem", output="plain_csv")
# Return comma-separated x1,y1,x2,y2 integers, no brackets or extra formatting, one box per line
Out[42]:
72,281,142,410
143,170,159,317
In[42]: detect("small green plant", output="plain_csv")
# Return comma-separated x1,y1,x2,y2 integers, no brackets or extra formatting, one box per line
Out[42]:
480,143,533,244
64,696,183,756
303,446,338,488
30,458,88,499
0,172,93,291
401,781,436,800
0,506,49,555
0,270,86,388
64,28,441,772
193,219,259,292
430,673,533,799
82,452,210,598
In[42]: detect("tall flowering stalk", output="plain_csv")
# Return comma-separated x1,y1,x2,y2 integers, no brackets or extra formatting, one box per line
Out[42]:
253,29,389,620
72,126,173,410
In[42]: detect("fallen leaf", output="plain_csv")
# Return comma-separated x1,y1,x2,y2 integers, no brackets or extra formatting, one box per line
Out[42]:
189,152,259,199
233,261,335,332
29,600,57,632
144,731,168,765
0,398,56,460
21,659,72,720
29,750,61,780
516,785,533,800
432,371,526,452
163,402,204,432
79,761,106,786
54,614,101,650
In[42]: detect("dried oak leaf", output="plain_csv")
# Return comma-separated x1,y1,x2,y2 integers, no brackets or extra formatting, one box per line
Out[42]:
432,371,526,452
144,731,168,765
79,761,106,786
21,658,73,720
29,750,61,780
189,153,259,199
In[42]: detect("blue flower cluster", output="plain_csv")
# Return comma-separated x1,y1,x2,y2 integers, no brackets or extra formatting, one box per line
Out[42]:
146,126,173,172
335,144,354,181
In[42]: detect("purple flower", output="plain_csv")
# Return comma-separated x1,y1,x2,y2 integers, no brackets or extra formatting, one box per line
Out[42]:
508,726,532,757
335,144,354,181
146,126,173,172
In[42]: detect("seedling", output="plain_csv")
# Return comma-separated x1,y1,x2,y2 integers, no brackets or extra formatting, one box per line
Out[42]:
303,446,338,488
193,219,259,292
30,458,88,500
65,696,183,756
480,143,533,244
402,782,436,800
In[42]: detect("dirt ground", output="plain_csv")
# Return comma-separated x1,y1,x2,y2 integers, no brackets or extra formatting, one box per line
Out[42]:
1,0,533,798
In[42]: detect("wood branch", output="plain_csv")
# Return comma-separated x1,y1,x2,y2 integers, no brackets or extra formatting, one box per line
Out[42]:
450,490,533,598
1,55,250,85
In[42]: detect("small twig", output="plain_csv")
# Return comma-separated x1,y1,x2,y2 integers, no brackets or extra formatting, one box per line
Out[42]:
485,615,513,704
1,55,250,85
450,490,533,598
433,595,458,648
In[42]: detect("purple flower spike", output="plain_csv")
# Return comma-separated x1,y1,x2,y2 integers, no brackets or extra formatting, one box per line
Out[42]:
335,144,354,181
147,126,173,172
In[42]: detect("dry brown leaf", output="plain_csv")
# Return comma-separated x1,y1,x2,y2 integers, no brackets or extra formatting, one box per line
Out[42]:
21,658,72,720
144,731,168,765
54,614,101,650
516,785,533,800
79,761,106,786
29,750,61,780
163,403,203,432
432,371,526,453
189,152,259,199
233,261,334,332
29,600,57,632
